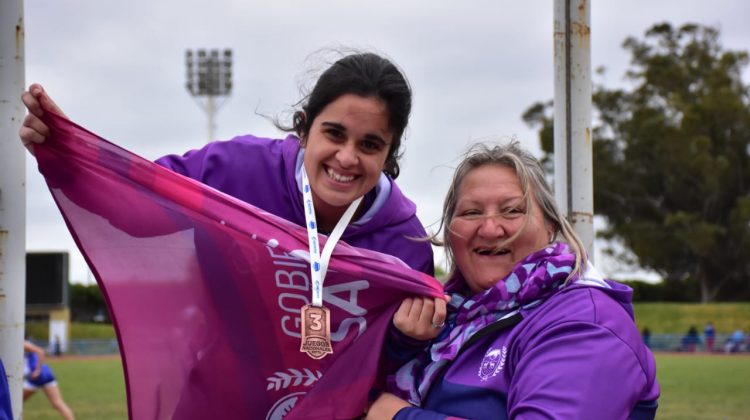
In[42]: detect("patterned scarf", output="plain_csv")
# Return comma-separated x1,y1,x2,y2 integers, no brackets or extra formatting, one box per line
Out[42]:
390,242,578,405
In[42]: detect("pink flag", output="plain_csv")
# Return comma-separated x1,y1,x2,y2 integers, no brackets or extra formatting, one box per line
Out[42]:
34,113,443,419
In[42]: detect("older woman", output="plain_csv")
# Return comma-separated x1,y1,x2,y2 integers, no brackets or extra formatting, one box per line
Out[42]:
369,142,660,419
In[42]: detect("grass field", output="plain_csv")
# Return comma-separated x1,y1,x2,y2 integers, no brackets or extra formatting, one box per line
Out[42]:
23,357,127,420
20,353,750,419
654,353,750,419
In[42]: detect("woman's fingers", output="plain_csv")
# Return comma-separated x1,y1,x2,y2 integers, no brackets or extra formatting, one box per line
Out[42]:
393,298,416,332
31,84,67,118
431,297,447,328
23,114,50,139
407,296,425,321
393,296,447,341
21,89,44,117
19,84,68,155
417,298,434,326
19,113,51,155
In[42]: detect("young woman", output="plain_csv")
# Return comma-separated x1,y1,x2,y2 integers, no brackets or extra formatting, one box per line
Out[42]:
369,142,660,419
23,341,75,420
20,52,433,275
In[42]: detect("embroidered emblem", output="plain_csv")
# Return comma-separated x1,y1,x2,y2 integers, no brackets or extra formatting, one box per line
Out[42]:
478,346,507,381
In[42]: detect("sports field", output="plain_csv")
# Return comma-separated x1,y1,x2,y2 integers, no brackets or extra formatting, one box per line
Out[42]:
21,353,750,419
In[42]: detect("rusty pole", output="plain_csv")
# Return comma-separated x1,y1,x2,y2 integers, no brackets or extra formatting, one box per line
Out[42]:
0,0,27,417
553,0,594,258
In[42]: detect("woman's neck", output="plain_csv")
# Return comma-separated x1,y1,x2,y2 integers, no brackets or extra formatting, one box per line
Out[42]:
313,195,364,234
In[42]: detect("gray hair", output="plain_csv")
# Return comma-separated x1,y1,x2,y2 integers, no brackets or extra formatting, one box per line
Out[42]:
433,141,587,283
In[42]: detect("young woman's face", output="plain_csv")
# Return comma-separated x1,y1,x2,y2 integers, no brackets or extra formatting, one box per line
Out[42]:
302,94,392,221
449,164,552,294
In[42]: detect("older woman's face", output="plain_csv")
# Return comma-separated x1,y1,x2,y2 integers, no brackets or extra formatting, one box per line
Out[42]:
449,164,552,294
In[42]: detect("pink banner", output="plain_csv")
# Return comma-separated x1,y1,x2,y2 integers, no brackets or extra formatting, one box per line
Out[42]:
34,113,443,419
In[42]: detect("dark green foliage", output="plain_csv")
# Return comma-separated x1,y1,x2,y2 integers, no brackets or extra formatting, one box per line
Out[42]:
434,265,447,282
622,280,699,302
524,23,750,302
69,283,110,322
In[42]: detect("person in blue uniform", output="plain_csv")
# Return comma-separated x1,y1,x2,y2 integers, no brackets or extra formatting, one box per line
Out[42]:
23,340,74,420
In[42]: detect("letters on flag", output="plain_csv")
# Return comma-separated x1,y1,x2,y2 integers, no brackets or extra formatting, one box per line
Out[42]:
34,113,443,419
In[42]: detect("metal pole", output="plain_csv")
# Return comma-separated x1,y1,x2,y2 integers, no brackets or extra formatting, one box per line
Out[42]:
207,94,215,142
185,48,232,144
0,0,27,417
553,0,594,258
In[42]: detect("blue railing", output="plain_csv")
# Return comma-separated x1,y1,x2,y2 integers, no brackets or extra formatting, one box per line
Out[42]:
36,334,748,356
644,333,748,353
35,339,120,356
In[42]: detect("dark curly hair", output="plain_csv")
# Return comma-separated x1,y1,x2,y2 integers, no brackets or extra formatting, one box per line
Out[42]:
283,52,412,179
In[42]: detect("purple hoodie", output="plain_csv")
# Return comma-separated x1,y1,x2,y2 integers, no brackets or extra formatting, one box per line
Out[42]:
392,279,660,419
156,134,434,275
0,360,10,420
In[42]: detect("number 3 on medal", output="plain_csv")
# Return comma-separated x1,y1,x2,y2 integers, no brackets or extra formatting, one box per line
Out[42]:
310,313,322,331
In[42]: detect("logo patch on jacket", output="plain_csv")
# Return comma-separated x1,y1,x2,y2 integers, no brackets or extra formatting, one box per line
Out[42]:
478,346,507,381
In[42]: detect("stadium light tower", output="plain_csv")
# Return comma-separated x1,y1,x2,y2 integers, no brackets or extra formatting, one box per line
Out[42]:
185,48,233,143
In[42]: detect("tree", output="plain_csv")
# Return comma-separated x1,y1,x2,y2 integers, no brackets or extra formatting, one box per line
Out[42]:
69,283,110,322
523,23,750,302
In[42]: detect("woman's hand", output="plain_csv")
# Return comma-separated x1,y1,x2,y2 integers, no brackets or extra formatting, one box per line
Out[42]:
393,295,449,341
19,83,67,155
365,392,412,419
23,340,46,380
30,366,42,380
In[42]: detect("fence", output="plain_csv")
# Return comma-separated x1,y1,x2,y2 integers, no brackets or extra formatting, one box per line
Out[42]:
32,339,120,356
32,335,749,356
645,333,749,353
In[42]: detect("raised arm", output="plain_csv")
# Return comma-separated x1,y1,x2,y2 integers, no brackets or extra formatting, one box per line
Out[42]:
23,340,46,379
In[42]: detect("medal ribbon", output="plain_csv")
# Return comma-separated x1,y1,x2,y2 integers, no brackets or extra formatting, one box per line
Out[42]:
301,167,362,307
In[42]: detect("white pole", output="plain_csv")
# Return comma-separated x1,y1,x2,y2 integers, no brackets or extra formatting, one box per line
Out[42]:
207,94,215,143
553,0,594,258
0,0,27,418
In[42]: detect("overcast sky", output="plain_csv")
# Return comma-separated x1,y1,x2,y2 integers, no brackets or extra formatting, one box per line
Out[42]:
21,0,750,284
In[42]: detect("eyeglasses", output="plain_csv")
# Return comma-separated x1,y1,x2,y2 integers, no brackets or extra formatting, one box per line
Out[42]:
452,209,527,224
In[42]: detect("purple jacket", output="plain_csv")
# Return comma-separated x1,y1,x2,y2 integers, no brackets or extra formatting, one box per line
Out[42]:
394,281,660,419
156,134,434,275
0,359,10,420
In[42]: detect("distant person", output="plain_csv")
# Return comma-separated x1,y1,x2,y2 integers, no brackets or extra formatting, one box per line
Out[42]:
0,358,11,420
681,326,700,352
724,329,746,354
23,340,75,420
52,335,62,357
642,327,652,348
704,322,715,352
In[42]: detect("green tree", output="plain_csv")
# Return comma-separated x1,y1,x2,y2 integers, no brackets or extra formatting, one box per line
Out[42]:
523,23,750,302
69,283,110,322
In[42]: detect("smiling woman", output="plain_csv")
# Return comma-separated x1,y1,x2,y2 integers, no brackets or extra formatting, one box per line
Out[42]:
368,142,661,419
448,164,553,294
300,93,392,232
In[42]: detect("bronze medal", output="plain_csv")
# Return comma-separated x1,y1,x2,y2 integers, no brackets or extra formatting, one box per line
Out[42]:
300,304,333,359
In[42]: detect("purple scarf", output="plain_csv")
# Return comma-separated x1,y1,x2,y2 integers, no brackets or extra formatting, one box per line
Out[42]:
391,242,577,405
